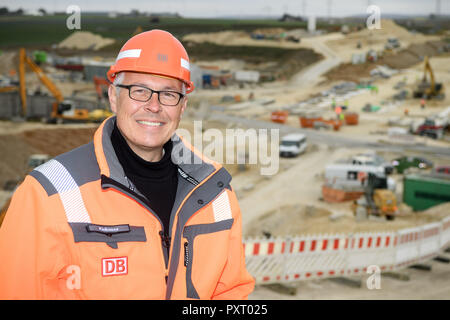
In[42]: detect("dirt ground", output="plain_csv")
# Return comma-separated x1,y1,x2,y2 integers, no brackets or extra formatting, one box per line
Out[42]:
249,253,450,300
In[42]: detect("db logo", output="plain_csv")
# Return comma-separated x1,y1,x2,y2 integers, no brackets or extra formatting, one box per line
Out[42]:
102,257,128,277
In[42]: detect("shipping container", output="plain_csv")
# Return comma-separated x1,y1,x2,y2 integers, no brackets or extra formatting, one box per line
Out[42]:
403,174,450,211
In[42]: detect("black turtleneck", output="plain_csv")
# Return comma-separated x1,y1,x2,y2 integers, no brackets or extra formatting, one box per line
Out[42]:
111,122,178,236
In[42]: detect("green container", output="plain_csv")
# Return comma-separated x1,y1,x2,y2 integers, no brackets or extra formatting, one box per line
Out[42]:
403,174,450,211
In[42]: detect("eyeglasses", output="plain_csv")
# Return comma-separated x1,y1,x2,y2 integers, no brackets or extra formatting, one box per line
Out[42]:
115,84,185,106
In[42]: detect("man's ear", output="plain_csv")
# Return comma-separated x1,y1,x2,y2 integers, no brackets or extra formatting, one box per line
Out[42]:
108,85,117,113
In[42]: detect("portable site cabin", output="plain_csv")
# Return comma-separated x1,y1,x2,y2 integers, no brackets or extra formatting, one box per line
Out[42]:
324,163,396,192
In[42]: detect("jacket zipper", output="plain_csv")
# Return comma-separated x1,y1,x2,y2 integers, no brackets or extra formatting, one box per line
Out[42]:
159,230,171,284
183,241,189,267
102,175,171,284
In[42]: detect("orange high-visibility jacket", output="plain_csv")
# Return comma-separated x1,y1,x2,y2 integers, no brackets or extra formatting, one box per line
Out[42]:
0,117,255,299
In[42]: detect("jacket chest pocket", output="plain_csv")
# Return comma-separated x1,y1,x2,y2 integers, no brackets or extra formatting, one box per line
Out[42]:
69,223,147,249
183,218,234,299
67,222,166,299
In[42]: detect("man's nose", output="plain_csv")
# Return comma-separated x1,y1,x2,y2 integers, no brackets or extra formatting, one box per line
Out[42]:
143,93,161,113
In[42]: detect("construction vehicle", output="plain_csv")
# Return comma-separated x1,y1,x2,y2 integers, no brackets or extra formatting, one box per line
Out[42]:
323,163,396,203
0,154,50,227
352,172,398,221
19,48,111,123
410,117,447,139
413,56,445,100
384,37,400,50
279,133,307,158
91,76,114,122
19,48,89,122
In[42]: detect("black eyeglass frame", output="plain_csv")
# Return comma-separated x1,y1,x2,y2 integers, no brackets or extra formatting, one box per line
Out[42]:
115,84,185,106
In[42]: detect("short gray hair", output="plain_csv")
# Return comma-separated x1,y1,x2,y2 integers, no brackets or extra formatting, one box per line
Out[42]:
113,72,125,99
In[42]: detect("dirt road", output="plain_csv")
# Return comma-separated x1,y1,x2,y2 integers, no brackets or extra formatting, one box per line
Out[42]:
249,254,450,299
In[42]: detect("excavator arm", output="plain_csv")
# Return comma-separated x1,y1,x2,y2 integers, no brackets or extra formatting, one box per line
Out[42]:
19,48,65,117
423,56,436,95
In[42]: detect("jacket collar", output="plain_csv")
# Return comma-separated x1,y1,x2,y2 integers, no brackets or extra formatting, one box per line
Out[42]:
93,116,223,187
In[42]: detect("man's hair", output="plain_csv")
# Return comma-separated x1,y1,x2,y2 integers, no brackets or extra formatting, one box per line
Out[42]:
113,72,186,99
113,72,125,100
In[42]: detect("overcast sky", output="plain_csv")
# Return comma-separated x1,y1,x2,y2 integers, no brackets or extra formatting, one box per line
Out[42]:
1,0,449,18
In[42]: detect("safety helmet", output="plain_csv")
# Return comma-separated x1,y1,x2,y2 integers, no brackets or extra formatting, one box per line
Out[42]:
107,29,194,93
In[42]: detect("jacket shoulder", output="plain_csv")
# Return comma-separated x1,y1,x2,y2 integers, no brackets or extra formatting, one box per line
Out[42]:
29,142,100,196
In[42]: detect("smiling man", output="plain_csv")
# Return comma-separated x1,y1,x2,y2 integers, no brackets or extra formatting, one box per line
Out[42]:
0,30,255,300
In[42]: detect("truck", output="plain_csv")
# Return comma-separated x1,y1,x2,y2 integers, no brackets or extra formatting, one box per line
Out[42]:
410,117,447,140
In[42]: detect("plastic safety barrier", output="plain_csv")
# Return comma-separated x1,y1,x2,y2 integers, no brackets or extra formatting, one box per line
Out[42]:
244,217,450,284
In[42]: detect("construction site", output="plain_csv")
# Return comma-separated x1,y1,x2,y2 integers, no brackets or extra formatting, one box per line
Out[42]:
0,6,450,300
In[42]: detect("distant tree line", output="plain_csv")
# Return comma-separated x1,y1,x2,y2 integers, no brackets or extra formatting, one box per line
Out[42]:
0,7,49,16
0,7,24,15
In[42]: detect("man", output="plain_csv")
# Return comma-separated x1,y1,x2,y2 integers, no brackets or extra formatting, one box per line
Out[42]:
0,30,255,299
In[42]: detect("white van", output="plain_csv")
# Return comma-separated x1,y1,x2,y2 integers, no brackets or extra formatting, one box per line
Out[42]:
279,133,307,158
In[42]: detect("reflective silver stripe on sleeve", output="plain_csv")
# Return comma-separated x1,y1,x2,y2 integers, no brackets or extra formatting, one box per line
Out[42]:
212,191,232,222
35,159,91,223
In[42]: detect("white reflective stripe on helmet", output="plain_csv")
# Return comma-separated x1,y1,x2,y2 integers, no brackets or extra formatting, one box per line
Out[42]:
180,58,190,71
212,191,232,223
116,49,142,62
35,159,91,223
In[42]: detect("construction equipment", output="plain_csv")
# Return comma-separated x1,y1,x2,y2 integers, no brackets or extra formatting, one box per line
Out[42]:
384,37,400,50
323,163,396,203
19,48,111,123
410,117,446,140
352,172,398,221
91,76,114,122
413,56,445,100
0,154,50,227
93,75,110,103
19,48,89,122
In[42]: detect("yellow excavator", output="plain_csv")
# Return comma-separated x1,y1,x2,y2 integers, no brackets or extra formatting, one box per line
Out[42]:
352,173,397,221
18,48,112,123
413,56,445,100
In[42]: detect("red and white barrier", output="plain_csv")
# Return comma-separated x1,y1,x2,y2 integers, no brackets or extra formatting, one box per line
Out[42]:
244,218,450,285
441,216,450,248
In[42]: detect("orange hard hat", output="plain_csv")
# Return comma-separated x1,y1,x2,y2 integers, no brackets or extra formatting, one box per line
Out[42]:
107,29,194,93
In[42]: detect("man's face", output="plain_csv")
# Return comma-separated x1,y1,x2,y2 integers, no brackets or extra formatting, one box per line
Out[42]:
109,72,187,161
